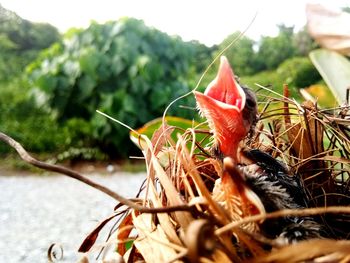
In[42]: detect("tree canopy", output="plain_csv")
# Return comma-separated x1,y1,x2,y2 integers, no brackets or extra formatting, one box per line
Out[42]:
27,18,210,156
216,32,256,76
0,3,322,159
0,4,60,82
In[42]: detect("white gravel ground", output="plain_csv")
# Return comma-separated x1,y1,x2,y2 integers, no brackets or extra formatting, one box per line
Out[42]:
0,172,145,263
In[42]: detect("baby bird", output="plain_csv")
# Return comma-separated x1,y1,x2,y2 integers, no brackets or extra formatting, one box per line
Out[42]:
195,56,322,244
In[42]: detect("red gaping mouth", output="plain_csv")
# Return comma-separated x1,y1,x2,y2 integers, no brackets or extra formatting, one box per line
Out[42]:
195,56,246,112
194,56,248,158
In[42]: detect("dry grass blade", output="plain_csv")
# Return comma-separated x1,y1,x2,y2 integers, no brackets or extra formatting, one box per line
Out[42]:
215,206,350,236
146,181,183,245
143,135,194,228
78,214,118,253
252,239,350,263
132,213,185,263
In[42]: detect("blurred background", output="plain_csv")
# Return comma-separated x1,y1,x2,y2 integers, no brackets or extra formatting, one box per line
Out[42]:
0,0,348,163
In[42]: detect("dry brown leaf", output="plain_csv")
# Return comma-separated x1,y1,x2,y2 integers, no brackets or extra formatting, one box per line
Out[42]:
151,123,175,156
253,239,350,263
148,181,183,245
78,214,118,253
116,213,134,256
143,136,193,229
133,213,183,263
302,100,324,154
285,101,322,163
177,137,229,225
322,155,350,164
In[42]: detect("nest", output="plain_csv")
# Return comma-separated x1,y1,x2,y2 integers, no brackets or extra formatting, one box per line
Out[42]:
77,85,350,263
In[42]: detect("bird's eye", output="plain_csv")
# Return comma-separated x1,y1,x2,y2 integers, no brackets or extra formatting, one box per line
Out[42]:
246,97,256,108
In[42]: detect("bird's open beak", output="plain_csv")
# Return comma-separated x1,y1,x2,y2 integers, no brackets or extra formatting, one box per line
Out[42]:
194,56,247,158
196,56,246,111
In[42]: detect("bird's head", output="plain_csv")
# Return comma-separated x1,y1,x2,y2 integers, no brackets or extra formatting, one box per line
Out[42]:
194,56,257,160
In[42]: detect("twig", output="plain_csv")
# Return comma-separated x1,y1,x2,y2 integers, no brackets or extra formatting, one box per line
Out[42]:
215,206,350,236
0,131,194,214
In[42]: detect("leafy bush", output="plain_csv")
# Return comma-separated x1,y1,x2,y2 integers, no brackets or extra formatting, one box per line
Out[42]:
0,4,60,52
0,4,60,82
0,79,104,159
27,18,207,157
254,25,297,71
216,32,256,76
240,57,321,100
240,69,301,100
277,56,321,88
0,5,63,155
0,79,66,154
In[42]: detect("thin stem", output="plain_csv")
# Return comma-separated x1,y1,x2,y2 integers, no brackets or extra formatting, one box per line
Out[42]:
215,206,350,236
0,132,194,214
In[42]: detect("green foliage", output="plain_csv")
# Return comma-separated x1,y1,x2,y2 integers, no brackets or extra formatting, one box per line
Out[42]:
27,18,207,157
310,49,350,104
239,56,321,101
0,4,326,160
277,57,321,88
255,25,297,71
293,27,319,56
0,5,63,156
0,79,66,154
0,4,60,82
214,25,318,79
188,40,216,73
55,147,107,163
342,7,350,13
241,70,288,95
217,32,256,76
0,78,102,158
240,61,304,100
0,4,60,52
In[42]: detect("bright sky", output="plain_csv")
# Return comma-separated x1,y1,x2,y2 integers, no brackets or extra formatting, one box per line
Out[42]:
1,0,348,46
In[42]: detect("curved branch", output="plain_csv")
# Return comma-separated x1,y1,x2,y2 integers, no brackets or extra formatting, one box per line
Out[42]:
0,132,193,214
216,206,350,235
